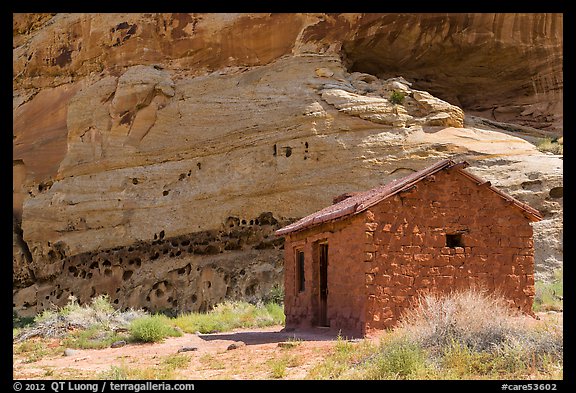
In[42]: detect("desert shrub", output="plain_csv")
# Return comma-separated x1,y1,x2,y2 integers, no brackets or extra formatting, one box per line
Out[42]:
389,90,406,105
536,137,563,155
308,290,562,380
129,315,182,343
173,300,284,334
263,284,284,305
534,268,563,312
63,327,129,349
361,339,429,380
14,295,146,343
398,289,524,352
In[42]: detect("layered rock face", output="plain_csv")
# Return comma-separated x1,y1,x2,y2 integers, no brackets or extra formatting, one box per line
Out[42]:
13,13,562,316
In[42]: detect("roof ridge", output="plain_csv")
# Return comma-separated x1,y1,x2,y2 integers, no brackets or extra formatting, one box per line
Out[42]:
276,159,541,236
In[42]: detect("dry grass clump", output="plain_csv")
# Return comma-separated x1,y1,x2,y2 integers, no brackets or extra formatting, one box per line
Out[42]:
398,289,524,352
14,295,146,343
308,289,562,380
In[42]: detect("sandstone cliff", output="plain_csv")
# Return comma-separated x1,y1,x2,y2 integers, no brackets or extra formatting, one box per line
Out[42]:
13,13,563,316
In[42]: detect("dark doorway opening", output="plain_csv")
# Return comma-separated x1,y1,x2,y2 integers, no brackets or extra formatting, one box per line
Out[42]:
318,243,329,327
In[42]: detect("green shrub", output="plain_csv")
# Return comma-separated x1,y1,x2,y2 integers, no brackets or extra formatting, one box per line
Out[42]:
263,284,284,305
63,327,129,349
362,340,429,380
307,290,562,380
534,268,563,312
173,301,284,334
536,138,563,155
129,315,182,343
389,90,406,105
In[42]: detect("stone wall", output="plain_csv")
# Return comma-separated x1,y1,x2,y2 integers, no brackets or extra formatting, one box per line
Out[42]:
13,212,288,317
283,167,536,337
365,169,535,332
284,215,367,336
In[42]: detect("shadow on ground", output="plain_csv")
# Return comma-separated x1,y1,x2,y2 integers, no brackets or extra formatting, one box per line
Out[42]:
197,327,347,345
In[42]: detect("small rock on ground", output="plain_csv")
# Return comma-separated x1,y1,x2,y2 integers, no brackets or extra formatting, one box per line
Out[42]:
111,340,127,348
178,346,198,353
64,348,79,357
227,342,246,350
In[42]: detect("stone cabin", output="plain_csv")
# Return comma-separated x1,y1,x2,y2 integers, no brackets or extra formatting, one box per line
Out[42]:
275,159,542,337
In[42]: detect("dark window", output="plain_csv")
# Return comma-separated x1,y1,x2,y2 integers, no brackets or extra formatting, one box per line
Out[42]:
446,233,464,248
296,250,305,292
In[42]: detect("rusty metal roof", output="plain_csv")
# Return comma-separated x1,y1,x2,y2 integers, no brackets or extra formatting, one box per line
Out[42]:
275,158,542,236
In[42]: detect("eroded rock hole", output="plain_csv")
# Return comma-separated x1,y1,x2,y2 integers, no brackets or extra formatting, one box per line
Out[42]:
132,178,139,185
245,283,258,296
181,240,190,246
68,266,77,274
197,162,202,170
549,187,563,198
103,260,112,267
285,146,292,157
171,240,179,247
159,230,165,239
156,288,164,297
89,262,99,269
104,269,112,277
113,299,119,305
191,294,197,303
151,252,160,260
162,190,170,196
123,270,133,281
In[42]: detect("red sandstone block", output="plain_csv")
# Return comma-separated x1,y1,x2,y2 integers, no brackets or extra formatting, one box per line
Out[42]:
378,274,392,285
365,231,374,242
414,253,432,263
365,244,379,252
401,245,420,254
454,247,464,254
365,252,375,261
365,210,375,222
452,254,466,266
365,222,379,232
381,223,393,232
412,233,425,246
434,275,454,288
440,247,451,255
366,273,375,284
393,273,415,287
498,238,511,247
522,286,536,296
414,276,433,288
505,274,521,288
427,267,440,275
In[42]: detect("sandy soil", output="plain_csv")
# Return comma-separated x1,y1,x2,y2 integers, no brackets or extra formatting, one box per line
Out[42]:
13,325,351,380
13,311,562,380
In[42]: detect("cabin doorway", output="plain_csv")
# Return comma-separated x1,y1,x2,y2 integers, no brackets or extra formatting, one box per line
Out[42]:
318,242,329,327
